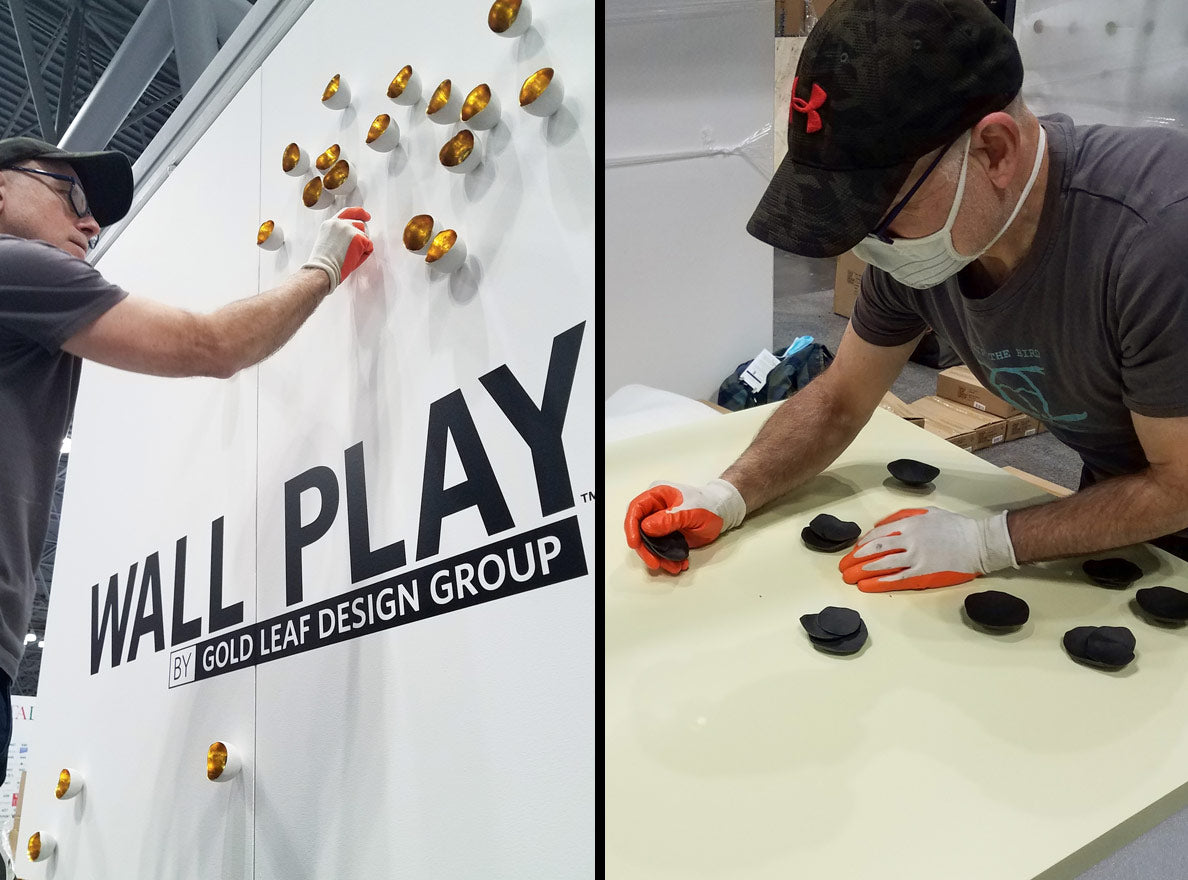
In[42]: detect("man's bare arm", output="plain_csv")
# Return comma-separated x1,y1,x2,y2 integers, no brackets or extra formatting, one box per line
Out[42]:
1008,412,1188,562
62,267,331,379
721,324,922,514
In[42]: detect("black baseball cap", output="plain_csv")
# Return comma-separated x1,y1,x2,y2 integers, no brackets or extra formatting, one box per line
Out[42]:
0,136,132,227
747,0,1023,258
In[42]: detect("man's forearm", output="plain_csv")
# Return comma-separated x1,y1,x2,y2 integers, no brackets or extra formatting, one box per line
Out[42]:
720,376,865,514
1009,469,1188,563
209,268,331,377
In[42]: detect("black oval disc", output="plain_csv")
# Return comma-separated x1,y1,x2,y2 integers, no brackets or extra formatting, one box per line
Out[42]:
640,529,690,562
817,606,862,637
807,514,861,545
800,526,853,553
1082,558,1143,588
964,590,1029,629
1136,585,1188,622
887,458,940,486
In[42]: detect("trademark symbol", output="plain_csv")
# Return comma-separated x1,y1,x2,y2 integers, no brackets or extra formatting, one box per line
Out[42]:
581,491,596,503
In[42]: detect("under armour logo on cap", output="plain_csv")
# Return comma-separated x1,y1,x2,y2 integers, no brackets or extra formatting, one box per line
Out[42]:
789,77,827,134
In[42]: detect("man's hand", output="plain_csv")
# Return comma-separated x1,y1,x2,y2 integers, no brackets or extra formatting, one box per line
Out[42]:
838,507,1017,592
624,479,746,574
302,207,375,291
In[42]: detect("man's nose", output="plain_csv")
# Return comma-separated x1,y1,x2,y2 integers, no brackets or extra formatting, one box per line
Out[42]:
77,213,100,239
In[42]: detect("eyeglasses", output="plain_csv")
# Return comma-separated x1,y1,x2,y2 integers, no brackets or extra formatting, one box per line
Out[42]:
4,165,91,218
866,135,961,244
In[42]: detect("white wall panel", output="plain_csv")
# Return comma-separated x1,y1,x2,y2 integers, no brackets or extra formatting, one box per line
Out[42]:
1016,0,1188,128
17,0,593,876
19,74,264,880
606,2,774,399
249,1,593,871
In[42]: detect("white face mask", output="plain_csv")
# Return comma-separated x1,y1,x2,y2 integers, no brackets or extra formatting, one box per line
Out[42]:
851,125,1047,289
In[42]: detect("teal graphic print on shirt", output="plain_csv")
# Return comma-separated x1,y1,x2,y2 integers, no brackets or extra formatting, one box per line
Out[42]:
978,348,1088,424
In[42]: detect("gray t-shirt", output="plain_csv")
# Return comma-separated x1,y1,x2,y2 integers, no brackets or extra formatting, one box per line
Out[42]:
0,235,127,680
853,113,1188,490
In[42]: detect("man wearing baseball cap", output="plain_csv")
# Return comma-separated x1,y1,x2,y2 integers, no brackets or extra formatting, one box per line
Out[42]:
0,136,374,782
625,0,1188,589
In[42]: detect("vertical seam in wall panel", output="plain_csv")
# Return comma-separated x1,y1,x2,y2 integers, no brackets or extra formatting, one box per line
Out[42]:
253,65,263,880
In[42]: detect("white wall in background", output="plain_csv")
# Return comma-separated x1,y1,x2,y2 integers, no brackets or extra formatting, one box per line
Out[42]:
1016,0,1188,128
606,0,774,399
19,0,594,877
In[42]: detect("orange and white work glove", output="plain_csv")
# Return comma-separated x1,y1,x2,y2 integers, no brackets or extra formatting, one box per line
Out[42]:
302,206,375,291
624,479,746,574
838,507,1017,592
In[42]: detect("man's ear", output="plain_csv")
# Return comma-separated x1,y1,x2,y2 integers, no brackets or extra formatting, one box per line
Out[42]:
971,111,1022,193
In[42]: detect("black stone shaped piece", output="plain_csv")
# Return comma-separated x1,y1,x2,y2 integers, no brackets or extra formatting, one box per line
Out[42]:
808,514,861,545
1063,625,1136,670
799,613,838,641
1136,586,1188,623
887,458,940,486
640,529,690,562
1081,557,1143,589
808,621,868,655
800,526,854,553
817,606,862,637
1085,626,1136,666
964,590,1029,629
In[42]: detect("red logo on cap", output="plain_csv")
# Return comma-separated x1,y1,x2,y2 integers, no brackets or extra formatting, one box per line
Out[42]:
789,77,827,134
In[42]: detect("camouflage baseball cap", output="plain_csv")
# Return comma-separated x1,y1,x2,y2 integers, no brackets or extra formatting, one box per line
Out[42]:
0,136,132,227
747,0,1023,258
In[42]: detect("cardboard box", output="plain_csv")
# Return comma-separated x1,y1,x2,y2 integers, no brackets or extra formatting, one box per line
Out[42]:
878,391,924,427
811,0,836,18
936,365,1019,418
775,0,805,35
1006,412,1045,441
916,415,976,451
907,395,1007,452
833,250,866,318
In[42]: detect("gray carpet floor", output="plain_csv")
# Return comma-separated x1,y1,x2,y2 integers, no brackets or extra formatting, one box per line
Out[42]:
773,251,1083,490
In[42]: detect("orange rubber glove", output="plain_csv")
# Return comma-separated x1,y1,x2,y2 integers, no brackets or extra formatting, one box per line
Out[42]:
839,507,1017,592
302,206,375,290
623,479,746,574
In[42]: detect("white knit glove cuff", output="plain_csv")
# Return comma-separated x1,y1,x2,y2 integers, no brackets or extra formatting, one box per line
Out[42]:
301,259,339,292
302,214,367,292
977,510,1019,573
704,478,747,533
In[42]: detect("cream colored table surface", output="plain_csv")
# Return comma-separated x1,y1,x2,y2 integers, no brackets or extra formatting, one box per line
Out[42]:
606,404,1188,880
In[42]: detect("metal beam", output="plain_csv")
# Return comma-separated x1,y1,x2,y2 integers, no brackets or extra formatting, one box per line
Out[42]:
167,0,218,95
92,0,317,262
55,3,85,140
213,0,251,44
0,12,76,139
82,8,122,54
59,0,175,151
124,86,182,129
8,0,62,141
